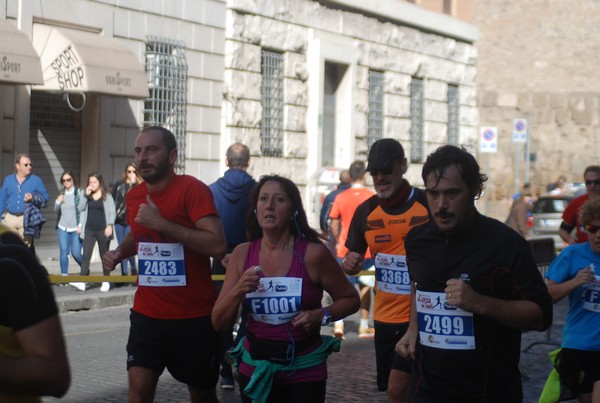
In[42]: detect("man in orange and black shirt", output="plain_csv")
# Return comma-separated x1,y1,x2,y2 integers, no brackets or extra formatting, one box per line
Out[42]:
342,138,428,403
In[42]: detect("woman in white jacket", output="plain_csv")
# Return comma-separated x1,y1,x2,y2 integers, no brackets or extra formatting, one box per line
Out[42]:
78,171,116,292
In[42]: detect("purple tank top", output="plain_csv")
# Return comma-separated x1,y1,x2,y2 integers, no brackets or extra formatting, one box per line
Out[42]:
240,237,326,383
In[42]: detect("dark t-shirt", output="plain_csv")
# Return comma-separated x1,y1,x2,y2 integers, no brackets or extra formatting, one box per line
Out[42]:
0,225,57,332
86,198,107,231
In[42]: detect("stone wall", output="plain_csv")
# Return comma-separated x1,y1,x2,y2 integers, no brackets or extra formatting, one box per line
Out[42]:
472,0,600,220
224,0,479,199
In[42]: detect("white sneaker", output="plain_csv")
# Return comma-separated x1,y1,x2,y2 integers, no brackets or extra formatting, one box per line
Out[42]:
70,282,87,291
100,282,111,292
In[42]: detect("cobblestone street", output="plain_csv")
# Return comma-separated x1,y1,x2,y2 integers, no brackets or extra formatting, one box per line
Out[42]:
45,284,570,402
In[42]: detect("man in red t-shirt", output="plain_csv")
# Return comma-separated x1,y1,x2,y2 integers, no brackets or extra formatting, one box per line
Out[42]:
103,126,227,402
560,165,600,245
329,161,375,340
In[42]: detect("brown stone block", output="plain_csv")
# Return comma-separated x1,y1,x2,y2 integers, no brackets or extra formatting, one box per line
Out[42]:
480,90,498,107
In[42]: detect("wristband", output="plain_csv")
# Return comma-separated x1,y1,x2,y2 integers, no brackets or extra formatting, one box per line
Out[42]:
321,307,333,326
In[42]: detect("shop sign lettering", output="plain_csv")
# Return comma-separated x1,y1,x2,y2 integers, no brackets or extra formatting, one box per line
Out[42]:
1,56,21,74
105,72,132,88
51,45,85,90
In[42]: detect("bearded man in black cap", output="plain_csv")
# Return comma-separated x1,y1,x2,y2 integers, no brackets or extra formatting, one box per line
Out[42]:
342,138,429,403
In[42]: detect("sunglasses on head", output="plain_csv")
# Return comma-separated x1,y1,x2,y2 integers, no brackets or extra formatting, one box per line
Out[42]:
586,179,600,186
586,224,600,234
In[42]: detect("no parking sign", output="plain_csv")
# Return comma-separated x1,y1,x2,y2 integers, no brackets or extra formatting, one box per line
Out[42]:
513,118,528,143
479,127,497,153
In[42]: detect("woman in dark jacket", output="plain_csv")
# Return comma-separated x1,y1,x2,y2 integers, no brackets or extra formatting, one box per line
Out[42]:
112,162,142,276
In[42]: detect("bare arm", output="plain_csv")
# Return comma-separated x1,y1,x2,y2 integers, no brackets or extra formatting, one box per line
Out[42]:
291,243,359,333
445,279,545,331
395,282,418,360
330,218,341,243
103,232,137,271
212,244,260,331
135,195,227,260
559,222,576,245
546,266,596,303
0,315,70,397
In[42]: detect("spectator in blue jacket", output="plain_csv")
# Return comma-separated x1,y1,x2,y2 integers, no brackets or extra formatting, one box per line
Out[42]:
319,170,351,250
0,154,49,253
209,142,257,390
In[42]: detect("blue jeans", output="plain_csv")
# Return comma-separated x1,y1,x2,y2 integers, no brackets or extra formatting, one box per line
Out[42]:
57,228,82,275
115,223,137,275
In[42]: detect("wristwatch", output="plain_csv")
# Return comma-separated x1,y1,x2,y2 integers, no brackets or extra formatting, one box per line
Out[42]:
321,307,333,326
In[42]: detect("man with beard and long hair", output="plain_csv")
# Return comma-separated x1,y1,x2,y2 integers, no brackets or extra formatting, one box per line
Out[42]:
341,138,429,403
395,145,552,402
102,126,227,403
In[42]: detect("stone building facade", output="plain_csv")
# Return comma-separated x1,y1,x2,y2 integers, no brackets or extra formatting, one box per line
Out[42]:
472,0,600,219
0,0,478,257
0,0,226,256
222,0,479,226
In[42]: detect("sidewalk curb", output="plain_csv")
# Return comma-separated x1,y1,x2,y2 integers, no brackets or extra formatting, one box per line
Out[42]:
56,288,136,313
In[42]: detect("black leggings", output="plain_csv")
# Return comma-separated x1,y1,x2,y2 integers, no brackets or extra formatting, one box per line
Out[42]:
237,372,326,403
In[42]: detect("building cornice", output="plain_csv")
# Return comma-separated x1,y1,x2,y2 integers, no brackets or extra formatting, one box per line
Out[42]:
322,0,479,43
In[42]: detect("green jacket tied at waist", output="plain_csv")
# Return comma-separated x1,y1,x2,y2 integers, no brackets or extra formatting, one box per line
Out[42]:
229,335,341,403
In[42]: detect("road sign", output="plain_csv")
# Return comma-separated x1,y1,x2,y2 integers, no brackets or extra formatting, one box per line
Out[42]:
512,118,527,143
480,126,498,153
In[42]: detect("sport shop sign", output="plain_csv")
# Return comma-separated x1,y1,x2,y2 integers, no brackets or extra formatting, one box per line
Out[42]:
51,45,133,92
0,20,43,85
1,56,22,75
33,26,149,99
51,45,84,90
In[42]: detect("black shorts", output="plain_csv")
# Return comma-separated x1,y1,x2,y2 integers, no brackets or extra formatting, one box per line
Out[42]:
238,372,326,403
127,310,221,389
373,321,411,392
556,348,600,395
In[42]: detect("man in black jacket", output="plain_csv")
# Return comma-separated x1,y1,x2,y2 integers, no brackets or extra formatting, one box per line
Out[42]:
396,145,553,402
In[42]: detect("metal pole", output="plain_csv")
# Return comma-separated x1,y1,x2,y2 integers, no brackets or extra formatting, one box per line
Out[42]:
486,154,490,215
515,143,520,194
524,114,531,184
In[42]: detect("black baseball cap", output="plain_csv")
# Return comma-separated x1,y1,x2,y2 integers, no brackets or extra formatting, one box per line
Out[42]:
366,138,405,172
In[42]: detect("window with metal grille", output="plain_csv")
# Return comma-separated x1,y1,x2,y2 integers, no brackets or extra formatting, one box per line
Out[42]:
368,70,384,149
410,78,424,163
144,36,187,173
261,49,283,157
447,84,460,145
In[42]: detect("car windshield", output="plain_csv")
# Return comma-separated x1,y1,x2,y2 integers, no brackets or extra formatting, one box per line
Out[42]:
533,198,570,214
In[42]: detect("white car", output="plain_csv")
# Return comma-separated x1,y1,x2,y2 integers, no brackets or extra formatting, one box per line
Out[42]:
529,195,574,251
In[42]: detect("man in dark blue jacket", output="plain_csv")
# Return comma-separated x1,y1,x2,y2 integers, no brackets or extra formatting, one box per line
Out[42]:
319,170,351,249
209,142,256,390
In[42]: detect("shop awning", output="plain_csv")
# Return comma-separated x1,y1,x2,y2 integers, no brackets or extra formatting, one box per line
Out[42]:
33,25,149,99
0,20,43,85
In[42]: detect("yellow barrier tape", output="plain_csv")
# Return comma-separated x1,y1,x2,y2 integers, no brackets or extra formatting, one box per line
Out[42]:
48,271,375,284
